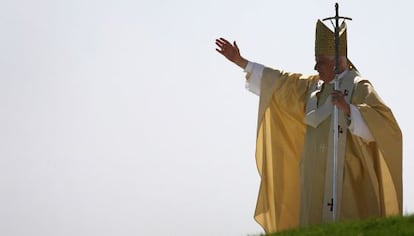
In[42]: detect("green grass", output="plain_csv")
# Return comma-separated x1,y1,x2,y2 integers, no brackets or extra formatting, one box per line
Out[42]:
265,215,414,236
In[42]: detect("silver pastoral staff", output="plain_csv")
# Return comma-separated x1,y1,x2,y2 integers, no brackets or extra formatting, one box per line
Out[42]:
322,2,352,222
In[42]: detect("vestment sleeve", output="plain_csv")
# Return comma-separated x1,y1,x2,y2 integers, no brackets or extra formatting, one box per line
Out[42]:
244,61,265,96
348,104,374,142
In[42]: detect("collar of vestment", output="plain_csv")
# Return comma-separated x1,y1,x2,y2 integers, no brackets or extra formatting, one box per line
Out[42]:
304,69,355,128
329,69,349,84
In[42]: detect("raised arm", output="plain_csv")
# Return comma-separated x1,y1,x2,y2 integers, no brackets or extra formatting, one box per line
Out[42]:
215,37,248,69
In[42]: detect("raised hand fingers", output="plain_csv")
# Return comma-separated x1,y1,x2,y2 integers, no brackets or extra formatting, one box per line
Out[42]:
216,38,232,49
215,37,242,64
216,38,234,55
215,40,225,50
233,41,239,50
218,37,231,45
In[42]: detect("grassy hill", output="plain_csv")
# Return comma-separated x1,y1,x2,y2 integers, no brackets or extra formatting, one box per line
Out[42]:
265,215,414,236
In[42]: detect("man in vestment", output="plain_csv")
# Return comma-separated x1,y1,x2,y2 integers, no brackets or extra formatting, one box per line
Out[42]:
215,20,402,234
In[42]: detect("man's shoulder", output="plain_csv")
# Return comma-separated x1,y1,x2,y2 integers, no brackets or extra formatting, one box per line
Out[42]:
345,70,371,85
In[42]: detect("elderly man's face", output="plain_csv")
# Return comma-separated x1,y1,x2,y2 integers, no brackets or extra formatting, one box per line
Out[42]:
314,55,335,82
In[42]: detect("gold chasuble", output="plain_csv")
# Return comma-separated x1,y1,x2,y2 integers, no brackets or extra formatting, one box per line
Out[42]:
252,68,402,233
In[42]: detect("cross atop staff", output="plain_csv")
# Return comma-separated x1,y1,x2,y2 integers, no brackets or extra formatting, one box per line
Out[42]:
322,2,352,222
323,3,352,76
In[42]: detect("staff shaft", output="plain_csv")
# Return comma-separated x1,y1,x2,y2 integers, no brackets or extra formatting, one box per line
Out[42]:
322,2,352,222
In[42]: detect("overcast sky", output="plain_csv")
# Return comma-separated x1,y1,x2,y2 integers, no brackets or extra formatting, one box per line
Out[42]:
1,0,413,236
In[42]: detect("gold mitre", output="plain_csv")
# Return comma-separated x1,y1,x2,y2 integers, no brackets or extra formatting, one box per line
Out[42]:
315,19,357,70
315,19,347,56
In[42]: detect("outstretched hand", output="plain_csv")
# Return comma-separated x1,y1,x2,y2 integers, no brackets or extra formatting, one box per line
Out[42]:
215,37,247,68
